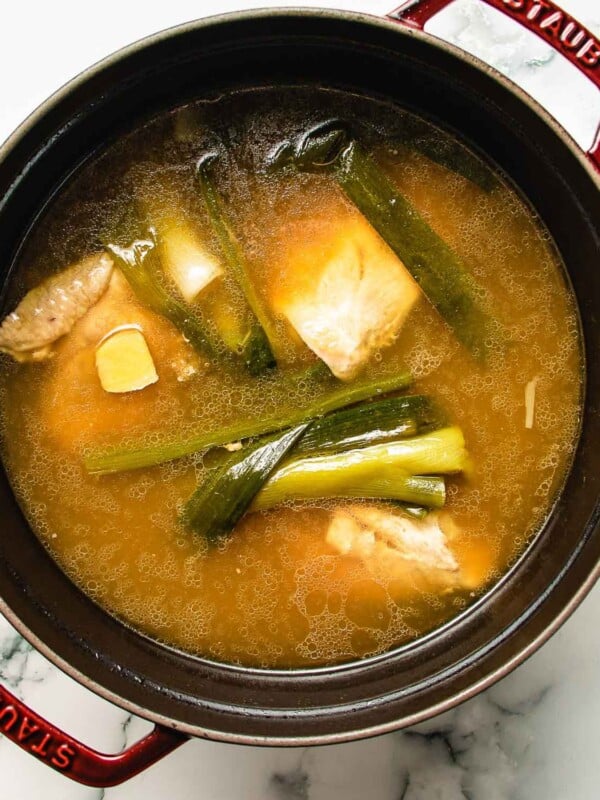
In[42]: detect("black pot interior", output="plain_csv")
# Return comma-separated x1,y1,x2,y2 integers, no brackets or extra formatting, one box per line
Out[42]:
1,11,599,741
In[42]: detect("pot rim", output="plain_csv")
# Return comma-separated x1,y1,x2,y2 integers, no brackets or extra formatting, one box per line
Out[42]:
2,6,600,191
1,6,599,746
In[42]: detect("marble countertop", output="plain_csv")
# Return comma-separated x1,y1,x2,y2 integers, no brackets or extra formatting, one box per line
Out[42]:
1,0,600,797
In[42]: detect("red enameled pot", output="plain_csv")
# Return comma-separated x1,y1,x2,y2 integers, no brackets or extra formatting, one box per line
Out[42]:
0,0,599,787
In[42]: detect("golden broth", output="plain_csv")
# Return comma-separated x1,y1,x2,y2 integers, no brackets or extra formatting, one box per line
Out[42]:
0,88,582,667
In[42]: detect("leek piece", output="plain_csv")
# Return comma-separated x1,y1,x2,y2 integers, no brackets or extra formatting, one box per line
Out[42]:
252,426,467,511
253,473,445,512
158,220,223,303
294,394,445,457
108,231,226,364
84,369,412,475
183,423,309,541
196,154,277,374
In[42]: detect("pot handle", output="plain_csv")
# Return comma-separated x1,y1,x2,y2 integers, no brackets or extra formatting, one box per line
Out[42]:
388,0,600,171
0,682,187,787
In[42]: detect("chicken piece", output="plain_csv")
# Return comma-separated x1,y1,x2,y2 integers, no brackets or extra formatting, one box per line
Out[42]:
327,505,460,588
0,252,113,361
278,219,420,380
39,268,201,452
350,506,459,570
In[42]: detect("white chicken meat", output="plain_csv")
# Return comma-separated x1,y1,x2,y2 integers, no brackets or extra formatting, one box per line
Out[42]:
327,505,460,587
280,221,420,380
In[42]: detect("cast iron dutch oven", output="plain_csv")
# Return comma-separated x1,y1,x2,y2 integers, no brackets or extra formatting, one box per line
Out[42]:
0,0,599,787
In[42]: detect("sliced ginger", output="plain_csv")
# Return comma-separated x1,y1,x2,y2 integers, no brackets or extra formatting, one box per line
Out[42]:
95,327,158,393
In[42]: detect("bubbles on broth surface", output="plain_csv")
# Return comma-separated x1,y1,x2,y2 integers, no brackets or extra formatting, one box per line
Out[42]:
0,87,583,668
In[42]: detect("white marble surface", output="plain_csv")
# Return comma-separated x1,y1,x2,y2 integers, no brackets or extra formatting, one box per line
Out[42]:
1,0,600,797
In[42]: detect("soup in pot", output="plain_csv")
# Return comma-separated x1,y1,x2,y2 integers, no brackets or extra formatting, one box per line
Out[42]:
0,88,582,668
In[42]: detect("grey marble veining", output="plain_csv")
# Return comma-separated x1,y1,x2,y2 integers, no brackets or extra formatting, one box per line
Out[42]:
1,0,600,797
428,0,600,149
1,567,600,797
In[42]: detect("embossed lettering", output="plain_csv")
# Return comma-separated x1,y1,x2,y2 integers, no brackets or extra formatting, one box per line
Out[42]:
539,11,564,37
526,1,551,21
462,0,600,73
0,694,78,771
560,22,586,50
51,742,77,770
17,716,40,742
30,732,53,757
0,705,18,732
577,39,600,67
